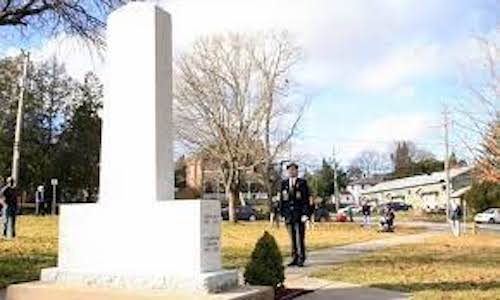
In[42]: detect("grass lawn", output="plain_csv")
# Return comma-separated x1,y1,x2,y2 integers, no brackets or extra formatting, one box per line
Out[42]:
314,234,500,300
0,216,58,289
0,216,424,289
395,211,447,223
221,221,424,268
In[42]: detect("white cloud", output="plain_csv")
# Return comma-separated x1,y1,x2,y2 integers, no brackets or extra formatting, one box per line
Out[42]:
345,113,442,160
1,0,493,88
356,44,440,91
359,114,435,146
34,34,105,80
0,0,494,169
1,34,104,81
294,112,441,166
394,85,416,98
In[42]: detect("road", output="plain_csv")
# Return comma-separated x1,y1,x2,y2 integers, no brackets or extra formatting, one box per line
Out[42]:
476,223,500,234
393,220,500,234
351,216,500,234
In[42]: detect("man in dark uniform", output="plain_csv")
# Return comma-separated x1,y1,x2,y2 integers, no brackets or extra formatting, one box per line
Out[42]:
279,163,310,267
1,177,19,239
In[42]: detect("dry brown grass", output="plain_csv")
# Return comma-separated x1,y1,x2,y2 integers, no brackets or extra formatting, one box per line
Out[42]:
314,234,500,300
221,221,424,268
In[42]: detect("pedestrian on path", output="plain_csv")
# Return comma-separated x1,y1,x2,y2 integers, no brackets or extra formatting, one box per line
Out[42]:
35,185,46,216
1,177,20,240
347,205,354,222
280,162,311,267
450,201,463,237
380,206,395,232
362,201,371,228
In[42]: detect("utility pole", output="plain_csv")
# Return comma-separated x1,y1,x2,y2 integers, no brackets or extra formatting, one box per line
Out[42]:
443,105,457,236
11,51,29,186
247,180,252,203
332,146,340,212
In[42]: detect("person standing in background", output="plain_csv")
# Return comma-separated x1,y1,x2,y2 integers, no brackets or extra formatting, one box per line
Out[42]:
362,200,371,228
1,177,20,239
35,185,46,216
270,194,281,228
348,205,354,222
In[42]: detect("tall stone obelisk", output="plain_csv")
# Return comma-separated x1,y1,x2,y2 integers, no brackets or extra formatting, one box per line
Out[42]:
99,1,174,206
34,2,238,294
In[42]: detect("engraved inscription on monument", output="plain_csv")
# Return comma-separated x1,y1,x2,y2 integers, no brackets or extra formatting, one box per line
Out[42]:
203,236,220,253
203,213,221,225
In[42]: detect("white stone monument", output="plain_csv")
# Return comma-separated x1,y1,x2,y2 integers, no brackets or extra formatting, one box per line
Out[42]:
40,2,238,293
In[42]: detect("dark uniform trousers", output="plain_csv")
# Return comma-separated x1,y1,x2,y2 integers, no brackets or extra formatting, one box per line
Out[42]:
287,221,306,263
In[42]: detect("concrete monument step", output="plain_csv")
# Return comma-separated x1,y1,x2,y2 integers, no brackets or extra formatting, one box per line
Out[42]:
6,282,273,300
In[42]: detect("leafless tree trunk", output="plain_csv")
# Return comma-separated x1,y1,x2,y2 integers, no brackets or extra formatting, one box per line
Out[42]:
174,32,304,222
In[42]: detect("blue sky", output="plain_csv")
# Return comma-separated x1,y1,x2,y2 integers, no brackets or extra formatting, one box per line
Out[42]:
1,0,498,167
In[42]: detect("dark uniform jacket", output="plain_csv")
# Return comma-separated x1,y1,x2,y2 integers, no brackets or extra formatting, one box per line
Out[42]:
1,186,18,215
279,177,310,224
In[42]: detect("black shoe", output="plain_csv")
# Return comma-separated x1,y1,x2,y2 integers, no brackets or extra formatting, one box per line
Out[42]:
287,261,298,267
297,261,304,267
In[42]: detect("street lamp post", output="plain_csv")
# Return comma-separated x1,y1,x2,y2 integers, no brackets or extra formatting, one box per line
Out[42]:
51,178,58,215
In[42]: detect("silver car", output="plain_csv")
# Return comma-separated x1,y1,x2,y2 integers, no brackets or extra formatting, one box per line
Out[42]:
474,208,500,224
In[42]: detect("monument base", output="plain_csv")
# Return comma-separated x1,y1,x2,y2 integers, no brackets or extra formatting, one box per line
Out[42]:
6,282,274,300
47,200,238,293
41,268,239,293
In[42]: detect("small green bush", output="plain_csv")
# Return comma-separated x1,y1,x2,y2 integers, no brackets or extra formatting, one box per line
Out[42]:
244,231,285,289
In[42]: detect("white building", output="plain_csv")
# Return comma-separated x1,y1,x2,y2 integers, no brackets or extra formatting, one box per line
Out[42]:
346,177,384,205
362,167,472,212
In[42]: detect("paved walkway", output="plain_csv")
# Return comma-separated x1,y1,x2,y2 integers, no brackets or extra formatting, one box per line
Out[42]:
287,277,408,300
284,231,440,300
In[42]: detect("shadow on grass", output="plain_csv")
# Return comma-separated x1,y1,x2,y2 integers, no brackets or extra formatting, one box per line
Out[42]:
371,280,500,293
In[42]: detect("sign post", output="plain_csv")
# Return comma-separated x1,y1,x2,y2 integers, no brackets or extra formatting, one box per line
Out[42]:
51,178,58,215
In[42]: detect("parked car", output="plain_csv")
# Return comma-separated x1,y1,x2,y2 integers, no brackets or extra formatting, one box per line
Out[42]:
221,205,258,221
474,208,500,224
378,201,412,213
338,205,362,215
314,206,332,222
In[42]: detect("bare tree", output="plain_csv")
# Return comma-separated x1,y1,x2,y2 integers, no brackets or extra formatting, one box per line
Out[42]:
454,33,499,182
350,150,391,177
476,118,499,182
0,0,126,46
174,32,304,222
249,31,305,209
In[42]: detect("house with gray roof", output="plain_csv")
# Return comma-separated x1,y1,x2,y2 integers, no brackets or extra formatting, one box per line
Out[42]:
362,166,472,212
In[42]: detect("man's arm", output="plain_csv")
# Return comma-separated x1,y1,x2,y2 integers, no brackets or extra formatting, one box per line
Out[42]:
277,180,284,215
0,186,6,206
302,179,311,216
